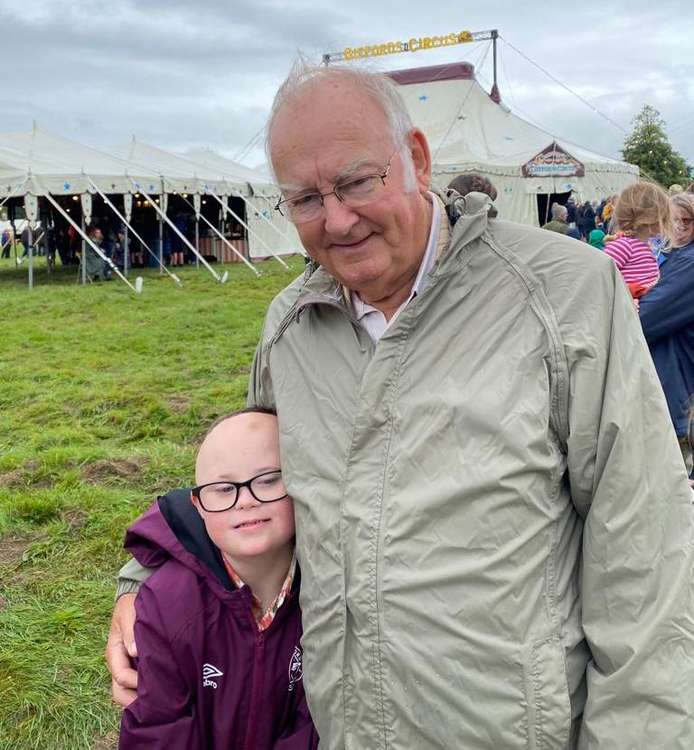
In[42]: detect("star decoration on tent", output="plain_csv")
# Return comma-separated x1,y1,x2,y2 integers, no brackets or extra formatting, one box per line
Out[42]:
111,183,116,190
418,95,428,102
148,184,155,191
63,182,71,190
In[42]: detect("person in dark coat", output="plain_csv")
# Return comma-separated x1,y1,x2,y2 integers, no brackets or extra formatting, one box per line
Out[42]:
639,192,694,474
579,201,596,239
566,196,577,225
119,409,318,750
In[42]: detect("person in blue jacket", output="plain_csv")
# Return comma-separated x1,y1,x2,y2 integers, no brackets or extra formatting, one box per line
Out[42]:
640,192,694,474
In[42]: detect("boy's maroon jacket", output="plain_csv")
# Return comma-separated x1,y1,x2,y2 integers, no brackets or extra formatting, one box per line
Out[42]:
119,490,318,750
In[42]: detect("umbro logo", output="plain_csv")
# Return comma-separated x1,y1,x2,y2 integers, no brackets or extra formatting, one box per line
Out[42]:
203,662,223,689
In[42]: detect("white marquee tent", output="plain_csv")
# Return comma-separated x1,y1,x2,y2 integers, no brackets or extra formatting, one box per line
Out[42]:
108,137,303,260
388,63,639,225
0,125,302,262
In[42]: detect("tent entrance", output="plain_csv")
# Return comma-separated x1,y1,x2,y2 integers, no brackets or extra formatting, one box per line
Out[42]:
536,190,571,226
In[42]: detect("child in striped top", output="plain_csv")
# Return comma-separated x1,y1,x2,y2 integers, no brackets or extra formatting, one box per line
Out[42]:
604,182,671,298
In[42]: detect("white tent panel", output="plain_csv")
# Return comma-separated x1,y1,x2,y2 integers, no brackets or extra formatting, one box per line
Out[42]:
183,149,278,197
0,126,303,260
389,63,639,225
112,138,242,196
245,195,304,258
0,127,156,196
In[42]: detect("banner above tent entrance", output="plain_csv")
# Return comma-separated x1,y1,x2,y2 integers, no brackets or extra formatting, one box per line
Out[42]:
522,142,585,178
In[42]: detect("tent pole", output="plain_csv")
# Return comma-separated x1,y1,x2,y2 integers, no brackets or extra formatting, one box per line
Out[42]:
158,209,163,274
219,206,224,263
124,226,129,277
195,206,260,275
86,177,179,284
177,194,259,275
27,224,33,290
133,182,222,282
10,207,17,266
209,192,289,268
195,217,199,269
81,214,86,285
493,30,498,91
44,193,139,293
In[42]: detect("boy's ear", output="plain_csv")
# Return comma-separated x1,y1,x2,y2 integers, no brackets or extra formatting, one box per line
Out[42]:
190,491,203,515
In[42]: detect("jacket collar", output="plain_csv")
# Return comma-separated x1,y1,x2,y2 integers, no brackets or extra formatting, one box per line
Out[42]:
295,187,492,312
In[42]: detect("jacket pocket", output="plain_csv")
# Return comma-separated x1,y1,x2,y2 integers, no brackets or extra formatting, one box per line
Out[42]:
524,636,572,750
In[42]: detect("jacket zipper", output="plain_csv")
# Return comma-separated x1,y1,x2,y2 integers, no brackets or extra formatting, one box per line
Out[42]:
242,613,265,750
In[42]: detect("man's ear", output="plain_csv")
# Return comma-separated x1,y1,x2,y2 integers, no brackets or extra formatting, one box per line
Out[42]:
409,127,432,193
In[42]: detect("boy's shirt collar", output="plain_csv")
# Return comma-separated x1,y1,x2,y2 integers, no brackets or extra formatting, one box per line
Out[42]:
223,552,297,631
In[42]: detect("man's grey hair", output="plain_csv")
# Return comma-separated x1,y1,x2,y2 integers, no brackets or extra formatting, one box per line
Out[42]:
551,202,568,220
266,59,418,192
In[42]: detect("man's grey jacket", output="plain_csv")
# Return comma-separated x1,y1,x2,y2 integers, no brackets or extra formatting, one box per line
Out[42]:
249,192,694,749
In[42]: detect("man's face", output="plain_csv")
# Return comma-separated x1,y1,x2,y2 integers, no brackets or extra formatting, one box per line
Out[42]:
193,413,295,565
270,79,432,306
92,229,103,243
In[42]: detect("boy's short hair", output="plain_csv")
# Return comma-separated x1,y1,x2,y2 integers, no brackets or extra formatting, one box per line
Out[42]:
202,407,277,443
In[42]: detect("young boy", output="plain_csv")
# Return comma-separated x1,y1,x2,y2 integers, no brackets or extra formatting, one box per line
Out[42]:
119,408,318,750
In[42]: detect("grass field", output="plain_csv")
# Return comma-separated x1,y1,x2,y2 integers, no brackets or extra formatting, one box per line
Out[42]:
0,255,304,749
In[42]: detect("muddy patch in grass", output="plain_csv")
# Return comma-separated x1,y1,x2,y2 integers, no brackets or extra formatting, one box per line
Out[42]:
0,472,54,489
0,470,23,488
166,395,191,414
92,731,119,750
0,533,40,566
62,508,89,531
82,458,145,483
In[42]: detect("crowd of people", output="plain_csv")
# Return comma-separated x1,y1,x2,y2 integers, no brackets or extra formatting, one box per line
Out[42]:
2,210,245,281
536,182,694,471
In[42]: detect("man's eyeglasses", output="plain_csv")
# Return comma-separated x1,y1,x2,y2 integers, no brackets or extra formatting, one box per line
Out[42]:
274,156,394,224
191,470,288,513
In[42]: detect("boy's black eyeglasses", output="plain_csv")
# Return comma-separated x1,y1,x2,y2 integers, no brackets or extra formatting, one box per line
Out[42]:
191,470,288,513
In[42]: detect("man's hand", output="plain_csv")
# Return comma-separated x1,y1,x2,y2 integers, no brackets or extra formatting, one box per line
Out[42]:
106,593,138,707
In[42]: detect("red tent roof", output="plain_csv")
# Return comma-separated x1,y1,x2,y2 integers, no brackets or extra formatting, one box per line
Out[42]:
386,62,475,86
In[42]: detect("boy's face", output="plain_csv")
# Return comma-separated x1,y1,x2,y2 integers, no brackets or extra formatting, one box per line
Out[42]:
192,412,295,564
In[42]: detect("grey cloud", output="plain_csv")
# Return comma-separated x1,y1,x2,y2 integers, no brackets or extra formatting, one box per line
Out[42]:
0,0,690,165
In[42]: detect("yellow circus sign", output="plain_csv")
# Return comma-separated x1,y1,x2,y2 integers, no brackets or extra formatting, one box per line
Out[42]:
343,31,475,61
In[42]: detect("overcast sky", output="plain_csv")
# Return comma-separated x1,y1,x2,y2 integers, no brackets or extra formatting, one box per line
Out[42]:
1,0,692,171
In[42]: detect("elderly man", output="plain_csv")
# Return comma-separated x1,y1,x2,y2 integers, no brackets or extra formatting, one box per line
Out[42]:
108,63,694,749
542,203,570,234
